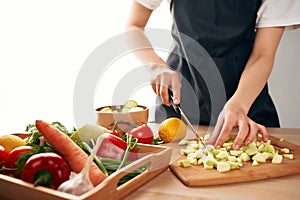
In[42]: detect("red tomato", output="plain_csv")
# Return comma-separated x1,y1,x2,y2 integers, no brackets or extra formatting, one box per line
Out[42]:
5,146,32,168
128,124,154,144
0,145,9,168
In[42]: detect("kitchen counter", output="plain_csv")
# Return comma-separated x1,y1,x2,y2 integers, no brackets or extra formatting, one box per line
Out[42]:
125,125,300,200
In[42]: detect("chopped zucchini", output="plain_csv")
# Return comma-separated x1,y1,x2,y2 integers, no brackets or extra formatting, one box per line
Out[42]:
178,159,191,168
252,160,259,166
215,151,229,160
280,148,290,154
283,154,294,160
230,150,243,156
252,153,266,163
245,142,258,156
240,152,250,162
272,154,283,164
217,162,231,172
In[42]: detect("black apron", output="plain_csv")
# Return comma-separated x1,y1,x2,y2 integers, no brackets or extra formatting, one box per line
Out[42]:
154,0,280,127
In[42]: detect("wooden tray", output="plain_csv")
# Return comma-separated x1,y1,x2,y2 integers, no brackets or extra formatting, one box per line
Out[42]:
169,135,300,186
0,144,172,200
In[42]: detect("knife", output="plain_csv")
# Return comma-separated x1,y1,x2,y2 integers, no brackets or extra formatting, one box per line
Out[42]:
168,89,206,148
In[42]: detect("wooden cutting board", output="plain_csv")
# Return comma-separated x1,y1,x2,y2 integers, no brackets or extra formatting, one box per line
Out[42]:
169,135,300,186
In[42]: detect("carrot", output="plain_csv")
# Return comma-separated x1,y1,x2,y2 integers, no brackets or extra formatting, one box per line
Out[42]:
35,120,107,186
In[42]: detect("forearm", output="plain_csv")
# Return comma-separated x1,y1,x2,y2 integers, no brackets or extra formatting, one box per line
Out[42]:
229,27,284,114
125,1,181,104
125,26,169,71
230,54,274,113
125,1,169,72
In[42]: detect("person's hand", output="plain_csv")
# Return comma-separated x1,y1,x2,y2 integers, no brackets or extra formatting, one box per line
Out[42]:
150,67,181,106
206,99,268,150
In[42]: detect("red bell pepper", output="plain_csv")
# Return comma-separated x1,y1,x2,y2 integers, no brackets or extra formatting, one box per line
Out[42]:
128,124,154,144
96,133,138,161
21,152,71,189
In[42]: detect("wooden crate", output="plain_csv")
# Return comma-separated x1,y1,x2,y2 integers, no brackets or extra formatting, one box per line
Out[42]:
0,144,172,200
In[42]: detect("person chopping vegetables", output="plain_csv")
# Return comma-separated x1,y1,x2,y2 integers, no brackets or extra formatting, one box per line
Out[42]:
125,0,300,149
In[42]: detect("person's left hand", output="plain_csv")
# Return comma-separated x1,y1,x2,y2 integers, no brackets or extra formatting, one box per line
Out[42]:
206,99,268,150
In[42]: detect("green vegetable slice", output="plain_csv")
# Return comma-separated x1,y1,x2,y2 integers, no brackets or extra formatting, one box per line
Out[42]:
123,100,138,109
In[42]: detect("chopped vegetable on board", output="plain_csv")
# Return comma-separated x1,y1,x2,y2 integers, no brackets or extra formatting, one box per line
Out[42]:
178,133,294,172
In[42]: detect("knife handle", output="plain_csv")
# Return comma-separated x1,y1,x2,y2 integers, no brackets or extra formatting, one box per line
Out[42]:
168,89,181,114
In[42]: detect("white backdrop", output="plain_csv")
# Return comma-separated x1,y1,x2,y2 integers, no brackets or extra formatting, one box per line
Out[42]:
0,0,171,133
0,0,299,134
269,29,300,128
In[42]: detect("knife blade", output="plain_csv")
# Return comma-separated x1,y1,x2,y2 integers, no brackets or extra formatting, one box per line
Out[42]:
168,90,206,148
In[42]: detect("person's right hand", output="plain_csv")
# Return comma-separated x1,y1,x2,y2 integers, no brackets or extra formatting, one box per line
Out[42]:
150,67,181,106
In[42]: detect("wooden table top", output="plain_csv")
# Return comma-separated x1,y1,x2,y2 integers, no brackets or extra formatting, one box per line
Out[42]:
125,125,300,200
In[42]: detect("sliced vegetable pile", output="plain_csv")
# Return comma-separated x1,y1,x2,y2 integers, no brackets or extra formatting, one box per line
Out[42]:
178,133,294,172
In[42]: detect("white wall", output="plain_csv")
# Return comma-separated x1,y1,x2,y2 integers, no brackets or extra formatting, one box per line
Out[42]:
0,0,171,133
0,0,299,134
269,28,300,128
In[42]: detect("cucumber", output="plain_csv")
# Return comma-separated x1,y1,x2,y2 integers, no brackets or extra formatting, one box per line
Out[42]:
99,107,113,113
123,100,138,109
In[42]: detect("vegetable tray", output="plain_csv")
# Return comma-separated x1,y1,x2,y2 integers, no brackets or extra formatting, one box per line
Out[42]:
169,135,300,186
0,143,172,200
